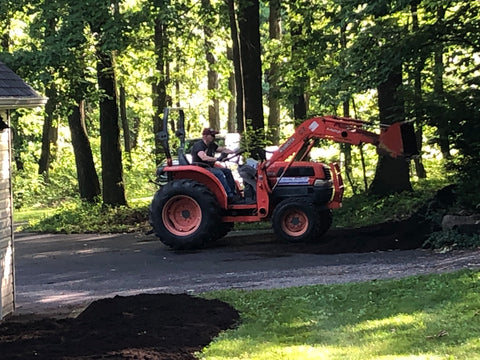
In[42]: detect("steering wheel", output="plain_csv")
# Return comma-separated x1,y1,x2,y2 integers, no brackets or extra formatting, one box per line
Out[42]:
218,149,245,162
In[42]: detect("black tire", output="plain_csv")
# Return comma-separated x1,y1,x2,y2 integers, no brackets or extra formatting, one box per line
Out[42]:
316,209,333,239
149,179,221,249
212,222,234,241
271,198,331,243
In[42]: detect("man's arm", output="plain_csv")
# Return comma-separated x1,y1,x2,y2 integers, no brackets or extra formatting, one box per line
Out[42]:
216,146,234,154
197,150,217,163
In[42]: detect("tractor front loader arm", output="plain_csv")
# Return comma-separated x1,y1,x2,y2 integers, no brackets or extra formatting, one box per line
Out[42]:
263,116,418,171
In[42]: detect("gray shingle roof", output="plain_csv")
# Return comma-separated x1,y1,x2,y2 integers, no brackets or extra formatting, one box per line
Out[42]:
0,61,47,109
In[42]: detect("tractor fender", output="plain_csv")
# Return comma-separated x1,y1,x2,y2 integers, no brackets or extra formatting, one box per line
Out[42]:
163,165,228,208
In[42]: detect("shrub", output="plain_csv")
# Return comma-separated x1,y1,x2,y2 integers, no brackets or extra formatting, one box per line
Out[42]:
424,229,480,250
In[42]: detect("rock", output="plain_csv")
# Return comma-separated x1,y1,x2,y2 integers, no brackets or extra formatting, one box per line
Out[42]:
442,214,480,234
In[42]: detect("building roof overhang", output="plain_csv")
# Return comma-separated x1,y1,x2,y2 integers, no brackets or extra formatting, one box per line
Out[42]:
0,96,48,110
0,61,47,110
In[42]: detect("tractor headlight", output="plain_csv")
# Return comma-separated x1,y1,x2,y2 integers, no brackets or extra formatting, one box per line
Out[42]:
314,179,332,187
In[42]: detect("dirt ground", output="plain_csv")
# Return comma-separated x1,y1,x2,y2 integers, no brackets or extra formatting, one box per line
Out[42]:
0,293,239,360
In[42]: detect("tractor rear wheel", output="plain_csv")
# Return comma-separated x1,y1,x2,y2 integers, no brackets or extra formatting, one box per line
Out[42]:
149,179,221,249
272,198,330,243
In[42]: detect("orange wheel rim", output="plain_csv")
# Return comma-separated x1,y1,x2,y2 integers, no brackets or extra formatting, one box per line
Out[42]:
281,209,308,237
162,195,201,236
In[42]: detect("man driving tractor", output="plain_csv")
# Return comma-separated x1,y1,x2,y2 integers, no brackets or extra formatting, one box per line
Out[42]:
191,128,241,203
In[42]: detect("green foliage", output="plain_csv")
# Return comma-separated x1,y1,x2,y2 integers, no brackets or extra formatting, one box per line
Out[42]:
201,270,480,359
332,179,447,228
19,199,150,234
123,148,158,200
13,145,80,210
446,88,480,210
424,230,480,251
13,170,78,210
239,120,271,160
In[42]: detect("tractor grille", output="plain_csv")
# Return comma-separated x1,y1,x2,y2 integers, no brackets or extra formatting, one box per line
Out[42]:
276,166,315,177
323,166,332,180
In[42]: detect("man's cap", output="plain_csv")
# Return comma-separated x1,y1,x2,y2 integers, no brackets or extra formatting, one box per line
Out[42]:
202,128,219,136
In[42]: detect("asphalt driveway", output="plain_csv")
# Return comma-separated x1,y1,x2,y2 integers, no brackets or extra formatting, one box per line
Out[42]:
13,230,480,317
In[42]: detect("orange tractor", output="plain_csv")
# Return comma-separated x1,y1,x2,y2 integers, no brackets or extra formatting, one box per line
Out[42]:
150,108,418,249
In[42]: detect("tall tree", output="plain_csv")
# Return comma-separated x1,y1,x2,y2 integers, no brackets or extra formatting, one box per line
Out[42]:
237,0,264,131
151,0,170,165
267,0,281,144
202,0,220,129
329,2,415,195
226,46,237,132
38,83,58,176
369,6,412,195
409,1,426,179
38,11,59,177
290,21,308,121
339,21,356,193
119,84,132,155
68,100,101,202
89,1,127,206
369,68,413,195
227,0,244,131
95,50,127,206
432,5,450,159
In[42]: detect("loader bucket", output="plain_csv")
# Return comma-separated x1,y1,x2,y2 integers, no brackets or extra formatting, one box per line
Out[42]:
379,122,419,158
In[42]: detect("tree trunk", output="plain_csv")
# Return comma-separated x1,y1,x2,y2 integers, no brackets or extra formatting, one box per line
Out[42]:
38,83,57,176
131,116,140,149
369,68,413,195
237,0,264,130
291,23,307,122
227,47,236,133
227,0,244,132
10,112,24,171
119,85,132,170
434,6,450,159
119,85,131,153
339,23,355,192
96,50,127,206
1,16,10,51
153,14,169,165
38,16,59,177
202,0,220,129
411,2,427,179
267,0,281,144
68,100,101,202
341,99,356,193
293,96,307,122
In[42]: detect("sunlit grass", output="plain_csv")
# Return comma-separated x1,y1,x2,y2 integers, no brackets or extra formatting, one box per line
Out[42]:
13,208,56,223
15,198,150,233
200,270,480,360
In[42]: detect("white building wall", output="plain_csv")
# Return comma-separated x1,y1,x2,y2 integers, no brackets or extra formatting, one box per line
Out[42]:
0,111,14,319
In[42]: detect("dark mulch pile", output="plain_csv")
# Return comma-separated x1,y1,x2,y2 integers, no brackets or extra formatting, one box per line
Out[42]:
0,293,239,360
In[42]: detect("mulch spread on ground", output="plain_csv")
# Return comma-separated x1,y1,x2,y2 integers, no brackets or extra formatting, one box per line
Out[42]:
0,293,239,360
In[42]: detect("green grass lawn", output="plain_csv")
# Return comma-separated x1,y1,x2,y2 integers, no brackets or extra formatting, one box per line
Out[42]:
200,269,480,360
13,208,56,224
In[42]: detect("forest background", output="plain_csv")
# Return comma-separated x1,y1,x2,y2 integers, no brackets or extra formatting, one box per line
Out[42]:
0,0,479,234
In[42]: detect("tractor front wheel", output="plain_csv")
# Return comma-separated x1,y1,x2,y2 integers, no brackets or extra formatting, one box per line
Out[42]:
272,198,331,243
149,179,221,249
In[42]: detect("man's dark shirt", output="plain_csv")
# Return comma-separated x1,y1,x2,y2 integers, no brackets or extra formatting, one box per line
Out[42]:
191,140,218,165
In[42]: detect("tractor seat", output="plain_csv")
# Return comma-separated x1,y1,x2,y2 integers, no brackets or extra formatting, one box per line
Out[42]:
178,153,190,165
